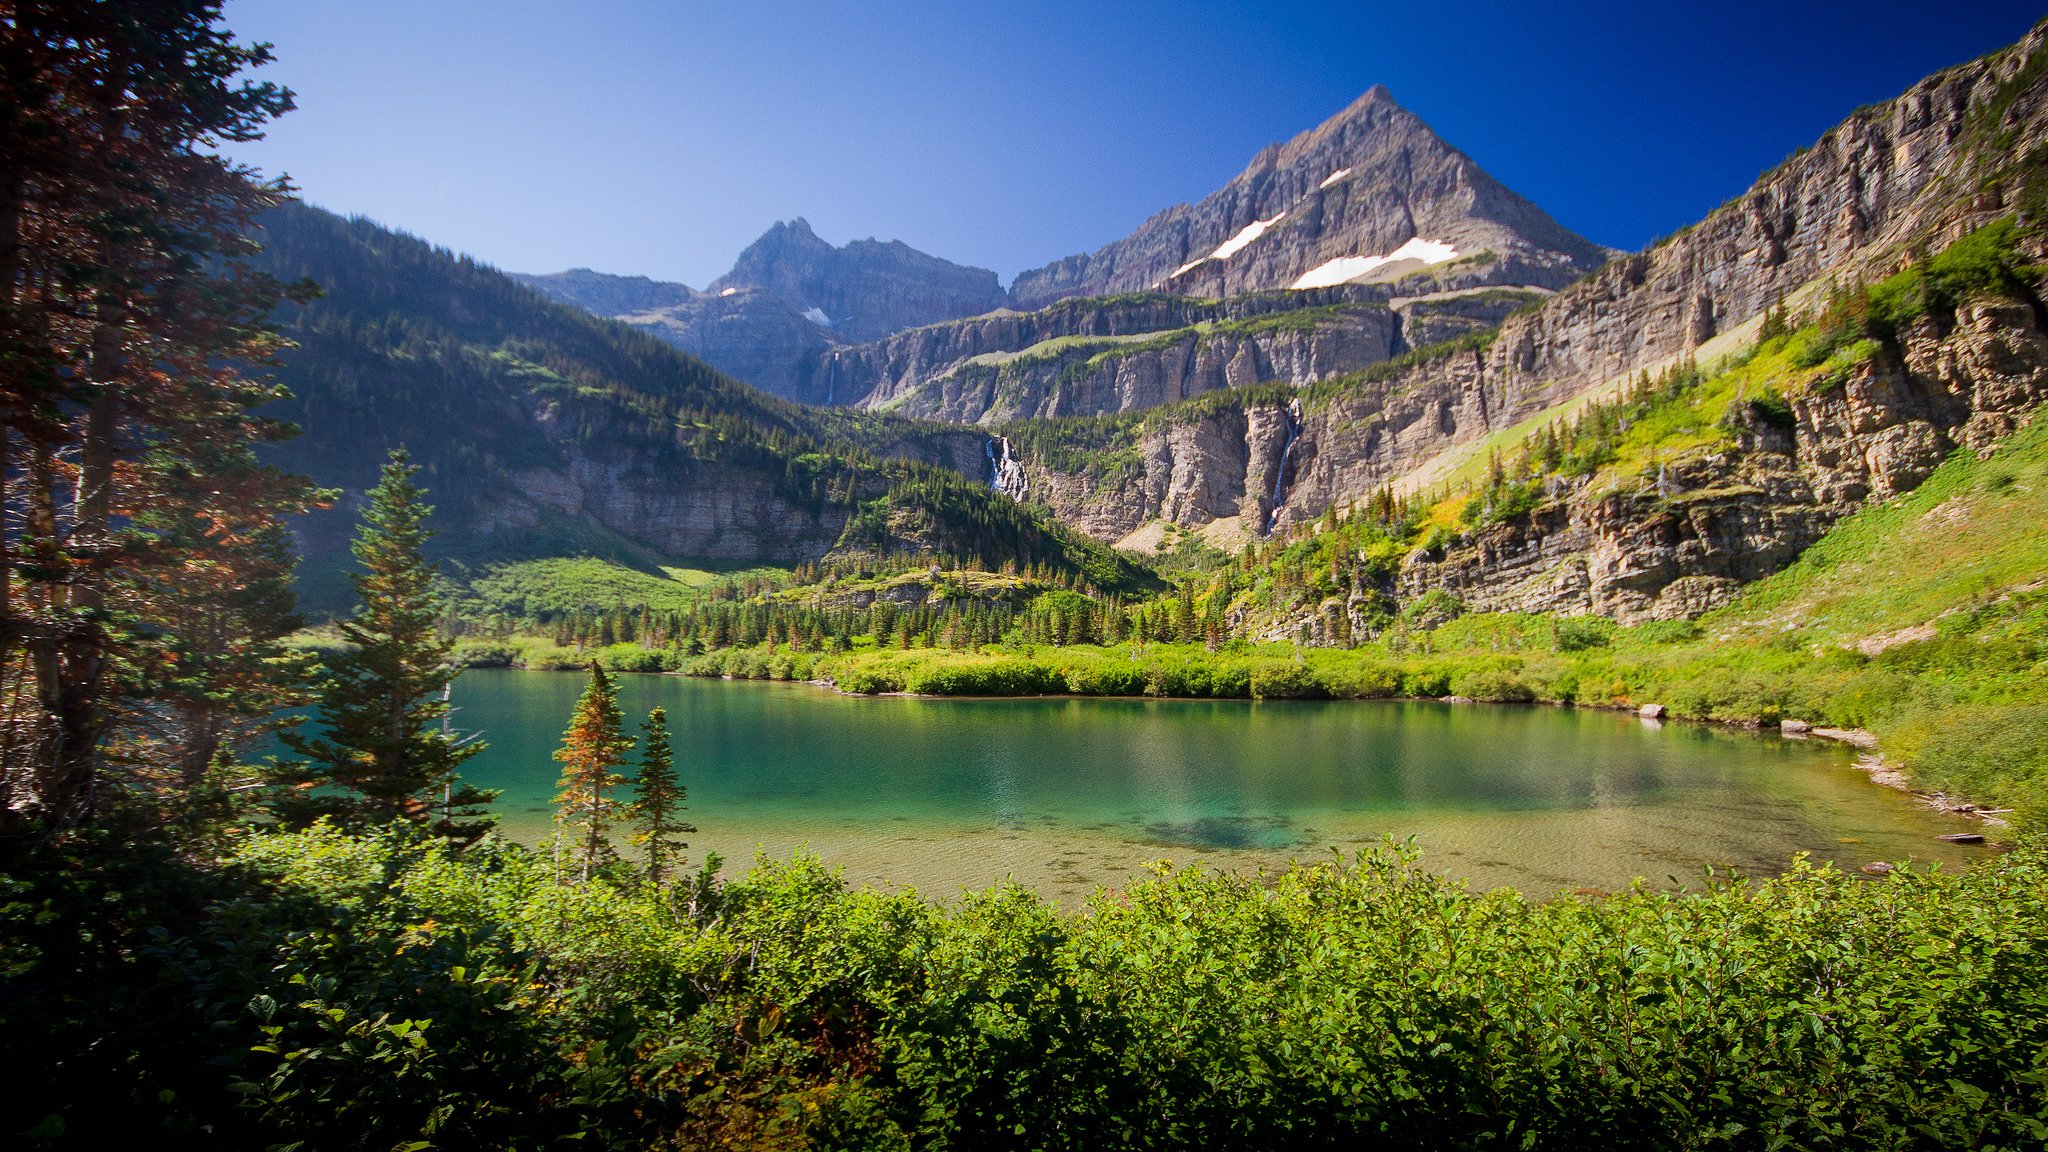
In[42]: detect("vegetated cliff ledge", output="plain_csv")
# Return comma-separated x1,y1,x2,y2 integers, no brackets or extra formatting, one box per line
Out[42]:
1011,22,2048,574
817,284,1536,424
1395,298,2048,622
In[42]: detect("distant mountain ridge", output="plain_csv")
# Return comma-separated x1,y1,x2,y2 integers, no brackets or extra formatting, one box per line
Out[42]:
520,88,1609,409
708,218,1008,343
1009,86,1611,308
515,219,1009,403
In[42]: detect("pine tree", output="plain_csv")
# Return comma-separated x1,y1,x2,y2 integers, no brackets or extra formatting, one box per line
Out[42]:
553,662,633,884
629,707,696,887
276,449,493,837
1,4,315,827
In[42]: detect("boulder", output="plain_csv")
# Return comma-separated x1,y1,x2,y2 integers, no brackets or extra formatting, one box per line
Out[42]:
1638,703,1667,719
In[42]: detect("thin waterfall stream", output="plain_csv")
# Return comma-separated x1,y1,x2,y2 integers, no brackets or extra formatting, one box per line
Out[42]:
988,435,1029,501
1265,397,1303,534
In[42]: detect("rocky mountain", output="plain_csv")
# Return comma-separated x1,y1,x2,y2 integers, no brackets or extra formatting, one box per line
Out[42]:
1008,86,1612,309
513,220,1010,403
1006,22,2048,618
821,286,1536,424
250,203,1147,608
510,267,694,316
707,218,1008,343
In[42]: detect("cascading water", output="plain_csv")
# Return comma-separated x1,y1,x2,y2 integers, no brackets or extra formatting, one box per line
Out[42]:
988,435,1029,502
1264,398,1303,535
824,355,837,406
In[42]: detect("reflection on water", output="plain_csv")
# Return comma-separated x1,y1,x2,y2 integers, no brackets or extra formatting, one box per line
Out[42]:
445,670,1990,904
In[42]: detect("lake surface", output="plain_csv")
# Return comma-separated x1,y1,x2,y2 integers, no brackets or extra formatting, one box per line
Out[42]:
451,669,1989,903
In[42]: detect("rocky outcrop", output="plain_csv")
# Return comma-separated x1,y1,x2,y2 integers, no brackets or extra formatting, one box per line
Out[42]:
1009,86,1611,308
1400,298,2048,621
618,288,839,405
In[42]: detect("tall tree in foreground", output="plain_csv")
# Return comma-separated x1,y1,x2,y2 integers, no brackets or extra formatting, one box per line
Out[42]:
0,2,318,826
553,663,632,884
275,449,492,838
629,707,695,886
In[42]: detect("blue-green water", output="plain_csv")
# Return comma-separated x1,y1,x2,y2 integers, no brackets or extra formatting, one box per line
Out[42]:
451,670,1988,901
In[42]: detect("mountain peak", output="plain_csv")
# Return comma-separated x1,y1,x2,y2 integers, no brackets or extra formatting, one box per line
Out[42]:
1009,86,1607,307
707,220,1006,345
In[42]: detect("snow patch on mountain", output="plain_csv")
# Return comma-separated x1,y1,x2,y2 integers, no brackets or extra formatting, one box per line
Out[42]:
1290,238,1459,289
1210,215,1283,261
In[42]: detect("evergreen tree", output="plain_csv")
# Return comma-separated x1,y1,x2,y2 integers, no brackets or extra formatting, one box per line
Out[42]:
629,707,695,887
553,662,633,884
275,449,492,837
0,2,315,827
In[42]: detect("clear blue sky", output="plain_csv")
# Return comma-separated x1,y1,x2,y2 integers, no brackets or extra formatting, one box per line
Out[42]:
221,0,2046,288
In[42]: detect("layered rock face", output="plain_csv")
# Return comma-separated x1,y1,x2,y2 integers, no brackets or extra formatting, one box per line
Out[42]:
1398,299,2048,623
618,288,839,406
1015,25,2048,614
491,387,985,564
1008,86,1611,308
819,287,1532,424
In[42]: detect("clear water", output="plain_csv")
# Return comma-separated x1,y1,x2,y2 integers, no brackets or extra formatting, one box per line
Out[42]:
451,669,1989,904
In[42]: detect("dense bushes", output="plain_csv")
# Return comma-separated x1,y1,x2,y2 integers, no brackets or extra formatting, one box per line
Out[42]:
12,823,2047,1148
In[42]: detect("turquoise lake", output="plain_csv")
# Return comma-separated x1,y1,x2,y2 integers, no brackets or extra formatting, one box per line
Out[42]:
450,669,1989,902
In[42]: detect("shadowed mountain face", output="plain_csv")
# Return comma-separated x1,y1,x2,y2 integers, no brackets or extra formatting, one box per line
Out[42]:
509,267,695,316
708,218,1009,343
251,203,1152,608
514,219,1009,402
1009,86,1612,308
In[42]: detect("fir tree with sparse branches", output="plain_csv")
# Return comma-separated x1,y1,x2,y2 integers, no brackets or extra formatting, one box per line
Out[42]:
629,707,696,886
274,449,493,838
553,662,633,884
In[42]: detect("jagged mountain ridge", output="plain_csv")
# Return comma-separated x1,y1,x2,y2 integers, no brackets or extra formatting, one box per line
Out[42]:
707,218,1009,343
1008,86,1612,308
1006,22,2048,618
514,219,1010,403
521,89,1607,411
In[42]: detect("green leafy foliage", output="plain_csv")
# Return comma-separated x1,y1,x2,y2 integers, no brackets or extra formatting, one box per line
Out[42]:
11,822,2048,1148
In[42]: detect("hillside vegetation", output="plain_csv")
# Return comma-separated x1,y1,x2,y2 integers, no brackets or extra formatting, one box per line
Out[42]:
255,204,1153,609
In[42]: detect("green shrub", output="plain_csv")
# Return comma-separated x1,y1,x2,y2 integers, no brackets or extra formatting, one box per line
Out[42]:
1248,661,1325,699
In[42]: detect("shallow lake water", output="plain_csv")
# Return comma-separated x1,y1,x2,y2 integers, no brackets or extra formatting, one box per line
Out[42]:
450,669,1989,904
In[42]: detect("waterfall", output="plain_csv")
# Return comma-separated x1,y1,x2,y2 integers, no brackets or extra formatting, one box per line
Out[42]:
825,355,837,406
988,435,1029,502
1264,398,1303,535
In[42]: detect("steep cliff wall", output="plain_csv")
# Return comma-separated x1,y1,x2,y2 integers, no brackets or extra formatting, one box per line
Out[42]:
1399,298,2048,622
826,288,1533,424
1014,24,2048,572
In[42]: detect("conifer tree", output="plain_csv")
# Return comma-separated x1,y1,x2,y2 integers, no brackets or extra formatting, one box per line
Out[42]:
553,662,633,884
0,3,316,826
275,449,493,837
629,707,696,886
